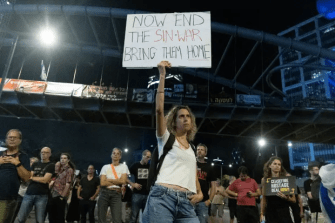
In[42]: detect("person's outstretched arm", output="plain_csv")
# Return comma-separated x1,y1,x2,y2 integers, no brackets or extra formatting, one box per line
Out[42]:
156,61,171,137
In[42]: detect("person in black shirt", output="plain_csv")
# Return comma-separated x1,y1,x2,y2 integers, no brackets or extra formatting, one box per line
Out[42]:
77,165,100,223
0,129,31,223
196,143,217,223
304,161,325,222
128,149,151,223
16,147,55,223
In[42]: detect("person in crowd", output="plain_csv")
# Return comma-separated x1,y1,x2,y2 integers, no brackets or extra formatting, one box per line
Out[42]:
142,61,203,223
47,153,75,223
16,147,55,223
66,174,81,223
209,178,226,223
226,166,260,223
78,165,100,223
304,161,325,223
289,186,304,223
12,157,39,223
260,156,296,223
319,163,335,222
127,149,151,223
0,129,31,223
227,176,238,223
195,143,216,223
98,147,129,223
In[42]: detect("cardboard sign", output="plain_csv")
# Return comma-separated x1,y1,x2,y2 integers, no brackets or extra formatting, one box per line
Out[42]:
123,12,211,68
264,176,297,196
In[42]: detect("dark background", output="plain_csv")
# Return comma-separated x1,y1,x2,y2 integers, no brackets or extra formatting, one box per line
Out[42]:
1,0,319,181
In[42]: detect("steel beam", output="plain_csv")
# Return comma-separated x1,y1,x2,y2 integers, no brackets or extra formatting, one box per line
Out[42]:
0,104,16,117
300,125,335,142
87,15,101,47
63,14,80,45
214,36,234,76
237,108,263,137
232,42,260,82
217,106,236,134
279,124,312,140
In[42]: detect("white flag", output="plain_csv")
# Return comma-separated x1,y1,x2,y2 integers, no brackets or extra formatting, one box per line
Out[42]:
40,60,47,81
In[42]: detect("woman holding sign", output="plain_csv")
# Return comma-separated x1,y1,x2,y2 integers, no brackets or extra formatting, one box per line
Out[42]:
142,61,203,223
260,157,296,223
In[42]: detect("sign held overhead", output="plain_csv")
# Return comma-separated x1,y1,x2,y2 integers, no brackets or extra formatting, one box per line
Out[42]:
123,12,211,68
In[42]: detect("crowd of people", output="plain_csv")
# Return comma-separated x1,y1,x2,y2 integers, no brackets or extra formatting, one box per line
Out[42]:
0,61,334,223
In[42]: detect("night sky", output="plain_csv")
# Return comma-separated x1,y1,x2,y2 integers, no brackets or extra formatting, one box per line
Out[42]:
1,0,319,181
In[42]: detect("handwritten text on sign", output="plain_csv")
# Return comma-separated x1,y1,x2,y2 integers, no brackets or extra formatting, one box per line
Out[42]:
123,12,211,68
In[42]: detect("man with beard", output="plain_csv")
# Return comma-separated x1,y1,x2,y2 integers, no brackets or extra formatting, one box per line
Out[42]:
304,161,325,222
226,166,260,223
0,129,30,223
195,144,217,223
128,149,151,223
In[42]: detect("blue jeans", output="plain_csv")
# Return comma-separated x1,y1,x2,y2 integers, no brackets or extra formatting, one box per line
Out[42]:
130,193,148,223
195,202,209,223
17,194,48,223
142,185,200,223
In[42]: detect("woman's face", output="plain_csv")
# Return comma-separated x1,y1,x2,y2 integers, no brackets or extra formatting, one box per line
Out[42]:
269,159,282,173
60,155,69,166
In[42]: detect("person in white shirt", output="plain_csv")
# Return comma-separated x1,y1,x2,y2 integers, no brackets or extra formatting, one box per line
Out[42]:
142,61,203,223
98,147,129,223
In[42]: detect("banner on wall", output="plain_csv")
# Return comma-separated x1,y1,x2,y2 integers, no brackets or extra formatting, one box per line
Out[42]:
236,94,261,106
45,82,84,96
123,12,211,68
132,89,154,102
0,78,20,92
16,80,47,94
81,85,127,101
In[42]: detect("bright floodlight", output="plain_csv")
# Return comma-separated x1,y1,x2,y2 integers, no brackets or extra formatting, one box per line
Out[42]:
288,142,293,147
258,138,266,147
39,29,56,46
229,164,232,168
124,148,128,153
211,163,214,166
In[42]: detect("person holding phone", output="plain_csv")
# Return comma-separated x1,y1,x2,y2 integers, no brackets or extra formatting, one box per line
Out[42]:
226,166,261,223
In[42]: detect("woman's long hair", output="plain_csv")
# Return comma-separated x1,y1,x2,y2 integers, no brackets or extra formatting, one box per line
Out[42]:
165,105,197,141
61,153,76,170
263,156,287,178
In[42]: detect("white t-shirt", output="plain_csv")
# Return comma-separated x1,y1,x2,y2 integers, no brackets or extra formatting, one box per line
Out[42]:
100,163,130,189
155,129,197,193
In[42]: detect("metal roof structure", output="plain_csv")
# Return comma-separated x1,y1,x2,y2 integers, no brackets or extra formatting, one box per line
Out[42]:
1,4,335,144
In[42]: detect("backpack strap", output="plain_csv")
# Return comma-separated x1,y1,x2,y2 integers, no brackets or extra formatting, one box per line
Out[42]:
156,134,175,176
147,133,175,191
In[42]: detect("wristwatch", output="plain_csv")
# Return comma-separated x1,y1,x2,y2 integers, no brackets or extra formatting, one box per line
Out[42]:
16,162,22,167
